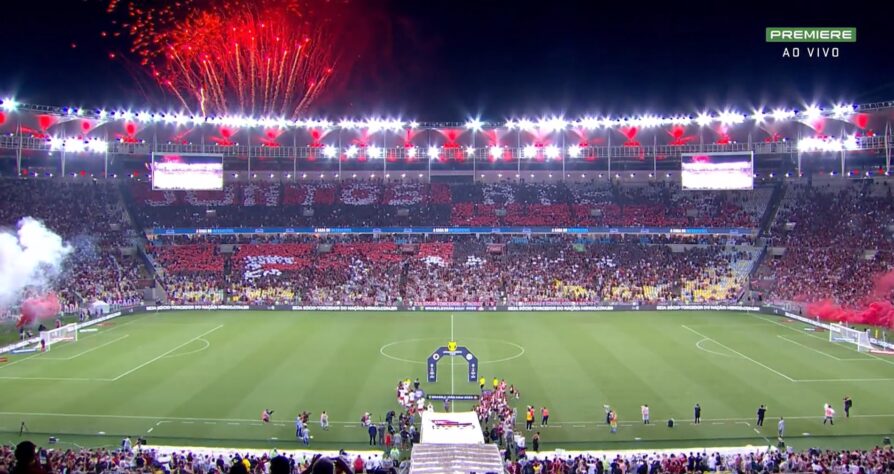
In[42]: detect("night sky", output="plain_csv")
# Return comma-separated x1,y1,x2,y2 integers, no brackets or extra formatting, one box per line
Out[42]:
1,0,892,120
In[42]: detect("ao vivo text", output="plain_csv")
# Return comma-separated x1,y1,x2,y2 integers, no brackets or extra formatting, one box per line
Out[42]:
782,47,839,58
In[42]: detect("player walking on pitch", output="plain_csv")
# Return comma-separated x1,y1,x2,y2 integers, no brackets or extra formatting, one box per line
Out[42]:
756,404,766,427
823,403,835,425
641,404,650,424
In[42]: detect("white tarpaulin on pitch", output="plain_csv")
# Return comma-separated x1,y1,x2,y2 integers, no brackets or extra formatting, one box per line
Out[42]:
419,411,484,444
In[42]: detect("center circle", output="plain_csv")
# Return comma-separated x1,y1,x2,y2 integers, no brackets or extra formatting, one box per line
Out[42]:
379,337,525,365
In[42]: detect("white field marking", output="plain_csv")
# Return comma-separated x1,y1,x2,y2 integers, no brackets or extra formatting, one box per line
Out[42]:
110,325,223,381
795,378,894,383
0,376,112,382
379,337,525,365
450,313,455,401
479,341,526,364
7,411,894,426
146,428,153,433
378,338,429,364
777,335,844,361
161,338,211,359
41,335,131,361
750,313,894,366
0,353,42,370
681,325,796,382
694,338,734,358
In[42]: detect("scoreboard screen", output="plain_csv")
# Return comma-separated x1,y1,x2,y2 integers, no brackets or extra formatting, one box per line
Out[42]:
681,152,754,190
151,153,224,191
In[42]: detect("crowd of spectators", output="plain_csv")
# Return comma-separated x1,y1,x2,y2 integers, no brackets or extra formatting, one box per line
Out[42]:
4,439,894,474
760,180,894,306
0,179,145,315
502,446,894,474
404,238,753,305
0,440,404,474
145,235,755,306
126,181,771,230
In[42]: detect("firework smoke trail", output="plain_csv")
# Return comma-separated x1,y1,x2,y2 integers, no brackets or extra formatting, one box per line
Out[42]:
108,0,351,117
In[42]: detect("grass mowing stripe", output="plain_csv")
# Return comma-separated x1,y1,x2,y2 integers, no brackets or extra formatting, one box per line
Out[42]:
750,313,894,367
110,325,223,381
680,325,796,382
42,335,131,361
776,335,844,361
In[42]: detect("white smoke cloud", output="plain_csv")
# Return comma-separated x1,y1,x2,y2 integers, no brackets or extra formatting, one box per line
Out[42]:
0,217,72,308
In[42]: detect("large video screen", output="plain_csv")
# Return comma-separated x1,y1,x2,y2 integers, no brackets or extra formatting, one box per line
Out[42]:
681,152,754,190
151,153,224,191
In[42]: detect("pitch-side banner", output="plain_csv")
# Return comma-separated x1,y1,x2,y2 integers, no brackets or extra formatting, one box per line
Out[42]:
151,226,755,236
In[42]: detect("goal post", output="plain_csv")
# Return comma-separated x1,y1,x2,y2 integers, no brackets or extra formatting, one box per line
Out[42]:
39,323,79,351
829,323,873,352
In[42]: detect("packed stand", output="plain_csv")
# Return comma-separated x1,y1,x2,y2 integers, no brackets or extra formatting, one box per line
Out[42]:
0,178,145,314
4,439,894,474
147,233,756,306
127,180,769,229
760,180,894,306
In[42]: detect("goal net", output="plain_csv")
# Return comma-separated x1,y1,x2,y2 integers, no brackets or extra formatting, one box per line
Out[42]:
39,323,78,351
829,323,873,352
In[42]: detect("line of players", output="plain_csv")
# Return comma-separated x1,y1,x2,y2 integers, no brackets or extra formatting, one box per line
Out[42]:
630,396,853,438
258,389,854,445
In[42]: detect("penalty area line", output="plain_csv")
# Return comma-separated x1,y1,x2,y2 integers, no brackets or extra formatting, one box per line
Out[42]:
110,325,223,382
681,325,796,382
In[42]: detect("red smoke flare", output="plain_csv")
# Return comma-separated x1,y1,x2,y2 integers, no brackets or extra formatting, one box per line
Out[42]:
16,293,62,329
806,270,894,329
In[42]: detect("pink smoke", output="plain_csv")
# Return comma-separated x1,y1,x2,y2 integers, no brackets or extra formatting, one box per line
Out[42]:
16,293,61,329
806,270,894,329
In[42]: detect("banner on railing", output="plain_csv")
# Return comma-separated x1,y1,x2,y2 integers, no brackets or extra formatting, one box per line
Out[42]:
151,226,755,237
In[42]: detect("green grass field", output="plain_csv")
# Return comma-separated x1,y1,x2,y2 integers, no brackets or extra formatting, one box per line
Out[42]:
1,310,893,452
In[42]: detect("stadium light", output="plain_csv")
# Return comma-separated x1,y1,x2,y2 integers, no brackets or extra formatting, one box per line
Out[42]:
64,138,86,153
751,109,767,124
465,117,484,132
488,145,503,159
87,139,108,154
802,104,822,121
832,103,854,119
338,118,357,129
465,146,476,156
772,108,795,121
367,145,382,159
517,118,536,132
1,97,18,111
48,137,63,151
345,145,359,158
695,113,713,127
567,145,582,158
522,144,537,158
544,144,560,159
406,146,418,158
427,146,440,160
578,117,600,130
719,110,745,126
539,116,567,133
322,144,338,159
409,121,419,129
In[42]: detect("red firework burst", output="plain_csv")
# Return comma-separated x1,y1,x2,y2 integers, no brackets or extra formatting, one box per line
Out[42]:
108,0,357,117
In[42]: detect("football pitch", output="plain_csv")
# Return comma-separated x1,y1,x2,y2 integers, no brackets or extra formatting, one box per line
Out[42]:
1,310,893,451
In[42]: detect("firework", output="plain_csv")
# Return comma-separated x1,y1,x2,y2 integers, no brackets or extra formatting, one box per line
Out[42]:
108,0,355,117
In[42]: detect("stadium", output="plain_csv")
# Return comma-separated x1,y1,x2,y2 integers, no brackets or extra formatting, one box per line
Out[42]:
2,3,894,474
